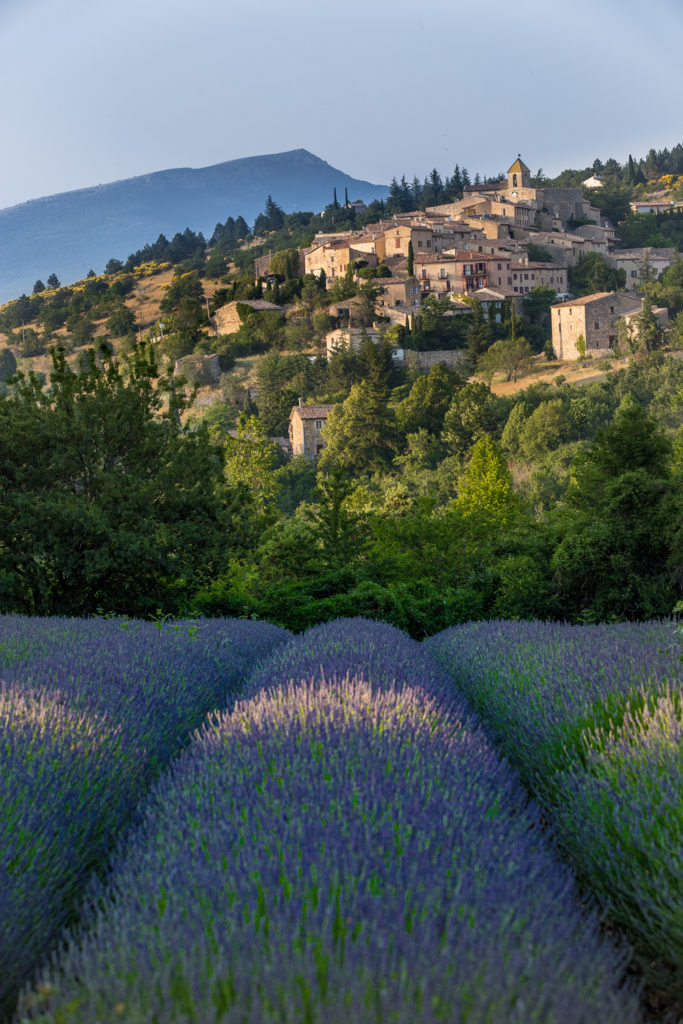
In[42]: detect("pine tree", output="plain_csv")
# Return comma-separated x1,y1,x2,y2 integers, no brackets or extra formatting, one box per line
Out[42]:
407,240,414,277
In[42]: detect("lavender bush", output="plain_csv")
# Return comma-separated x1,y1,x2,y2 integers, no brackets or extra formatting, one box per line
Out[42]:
19,675,640,1024
0,615,289,1019
426,619,682,1000
242,616,456,706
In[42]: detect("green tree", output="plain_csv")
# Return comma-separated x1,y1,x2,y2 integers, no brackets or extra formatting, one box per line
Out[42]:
46,273,60,289
465,299,489,363
222,415,281,511
319,380,396,475
395,362,459,438
106,304,137,338
32,280,45,294
455,435,524,537
551,400,676,620
441,381,506,455
0,343,247,616
477,334,534,382
569,253,625,296
630,295,664,354
523,286,557,325
0,348,17,382
407,240,414,276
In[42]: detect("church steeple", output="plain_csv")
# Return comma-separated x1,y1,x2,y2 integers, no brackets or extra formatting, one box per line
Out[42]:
508,155,531,191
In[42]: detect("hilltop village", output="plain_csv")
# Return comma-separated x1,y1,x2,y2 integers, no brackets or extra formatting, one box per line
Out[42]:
217,156,671,455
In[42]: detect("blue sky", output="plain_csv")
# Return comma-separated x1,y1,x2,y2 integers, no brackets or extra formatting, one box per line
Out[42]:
1,0,682,209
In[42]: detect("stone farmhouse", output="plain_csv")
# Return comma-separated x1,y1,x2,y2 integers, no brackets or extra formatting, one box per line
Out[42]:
607,247,677,290
325,326,380,359
550,292,668,360
288,400,336,459
212,299,282,335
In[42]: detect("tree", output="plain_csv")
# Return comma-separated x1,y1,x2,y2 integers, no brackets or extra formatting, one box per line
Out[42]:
270,248,300,281
630,294,664,354
407,240,414,276
106,304,137,338
46,273,60,289
551,401,676,620
523,286,557,326
33,280,45,294
455,435,524,538
222,415,281,511
441,381,506,455
395,362,460,438
0,348,17,382
569,253,625,296
318,381,396,475
477,334,534,382
0,343,248,616
465,299,489,362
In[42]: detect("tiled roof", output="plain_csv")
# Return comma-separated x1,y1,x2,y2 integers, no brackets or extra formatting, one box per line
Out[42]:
508,156,530,174
551,292,615,308
291,403,336,420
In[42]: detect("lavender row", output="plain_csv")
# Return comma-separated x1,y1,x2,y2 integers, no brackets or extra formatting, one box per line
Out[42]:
19,674,640,1024
0,615,289,1019
425,619,683,1000
241,615,459,706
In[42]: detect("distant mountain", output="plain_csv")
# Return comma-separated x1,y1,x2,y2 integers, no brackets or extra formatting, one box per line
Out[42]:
0,149,389,303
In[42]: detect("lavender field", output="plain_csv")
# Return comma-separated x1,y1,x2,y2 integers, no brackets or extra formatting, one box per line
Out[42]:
427,619,683,1006
0,615,289,1020
1,614,678,1021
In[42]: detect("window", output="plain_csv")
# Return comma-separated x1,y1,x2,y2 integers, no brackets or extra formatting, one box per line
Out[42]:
395,239,400,248
594,321,599,329
497,263,502,270
418,241,423,247
610,306,614,313
315,419,324,431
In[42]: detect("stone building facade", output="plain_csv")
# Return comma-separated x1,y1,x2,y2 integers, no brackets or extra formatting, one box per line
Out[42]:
288,400,336,459
550,292,642,359
212,299,282,335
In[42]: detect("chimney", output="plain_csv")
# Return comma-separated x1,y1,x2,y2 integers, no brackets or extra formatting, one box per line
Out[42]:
298,397,303,407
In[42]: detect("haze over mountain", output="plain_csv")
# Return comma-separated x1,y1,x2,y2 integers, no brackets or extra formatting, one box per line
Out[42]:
0,149,389,304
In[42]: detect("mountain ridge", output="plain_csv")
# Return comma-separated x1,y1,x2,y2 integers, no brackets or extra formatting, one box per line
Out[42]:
0,149,389,303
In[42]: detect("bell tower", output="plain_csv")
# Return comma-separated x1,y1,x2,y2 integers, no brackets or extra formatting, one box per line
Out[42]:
507,155,531,193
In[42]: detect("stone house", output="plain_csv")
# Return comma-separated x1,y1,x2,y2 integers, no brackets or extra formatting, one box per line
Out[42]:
520,230,608,266
288,400,336,459
550,292,643,359
414,251,512,297
212,299,282,335
304,241,378,283
374,276,421,321
325,326,380,359
607,247,676,290
510,259,568,294
471,286,524,318
629,200,675,215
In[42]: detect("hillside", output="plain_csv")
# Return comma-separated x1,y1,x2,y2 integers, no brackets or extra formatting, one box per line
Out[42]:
0,149,389,303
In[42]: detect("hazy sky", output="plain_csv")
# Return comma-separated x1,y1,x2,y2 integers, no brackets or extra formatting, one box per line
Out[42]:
1,0,682,210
